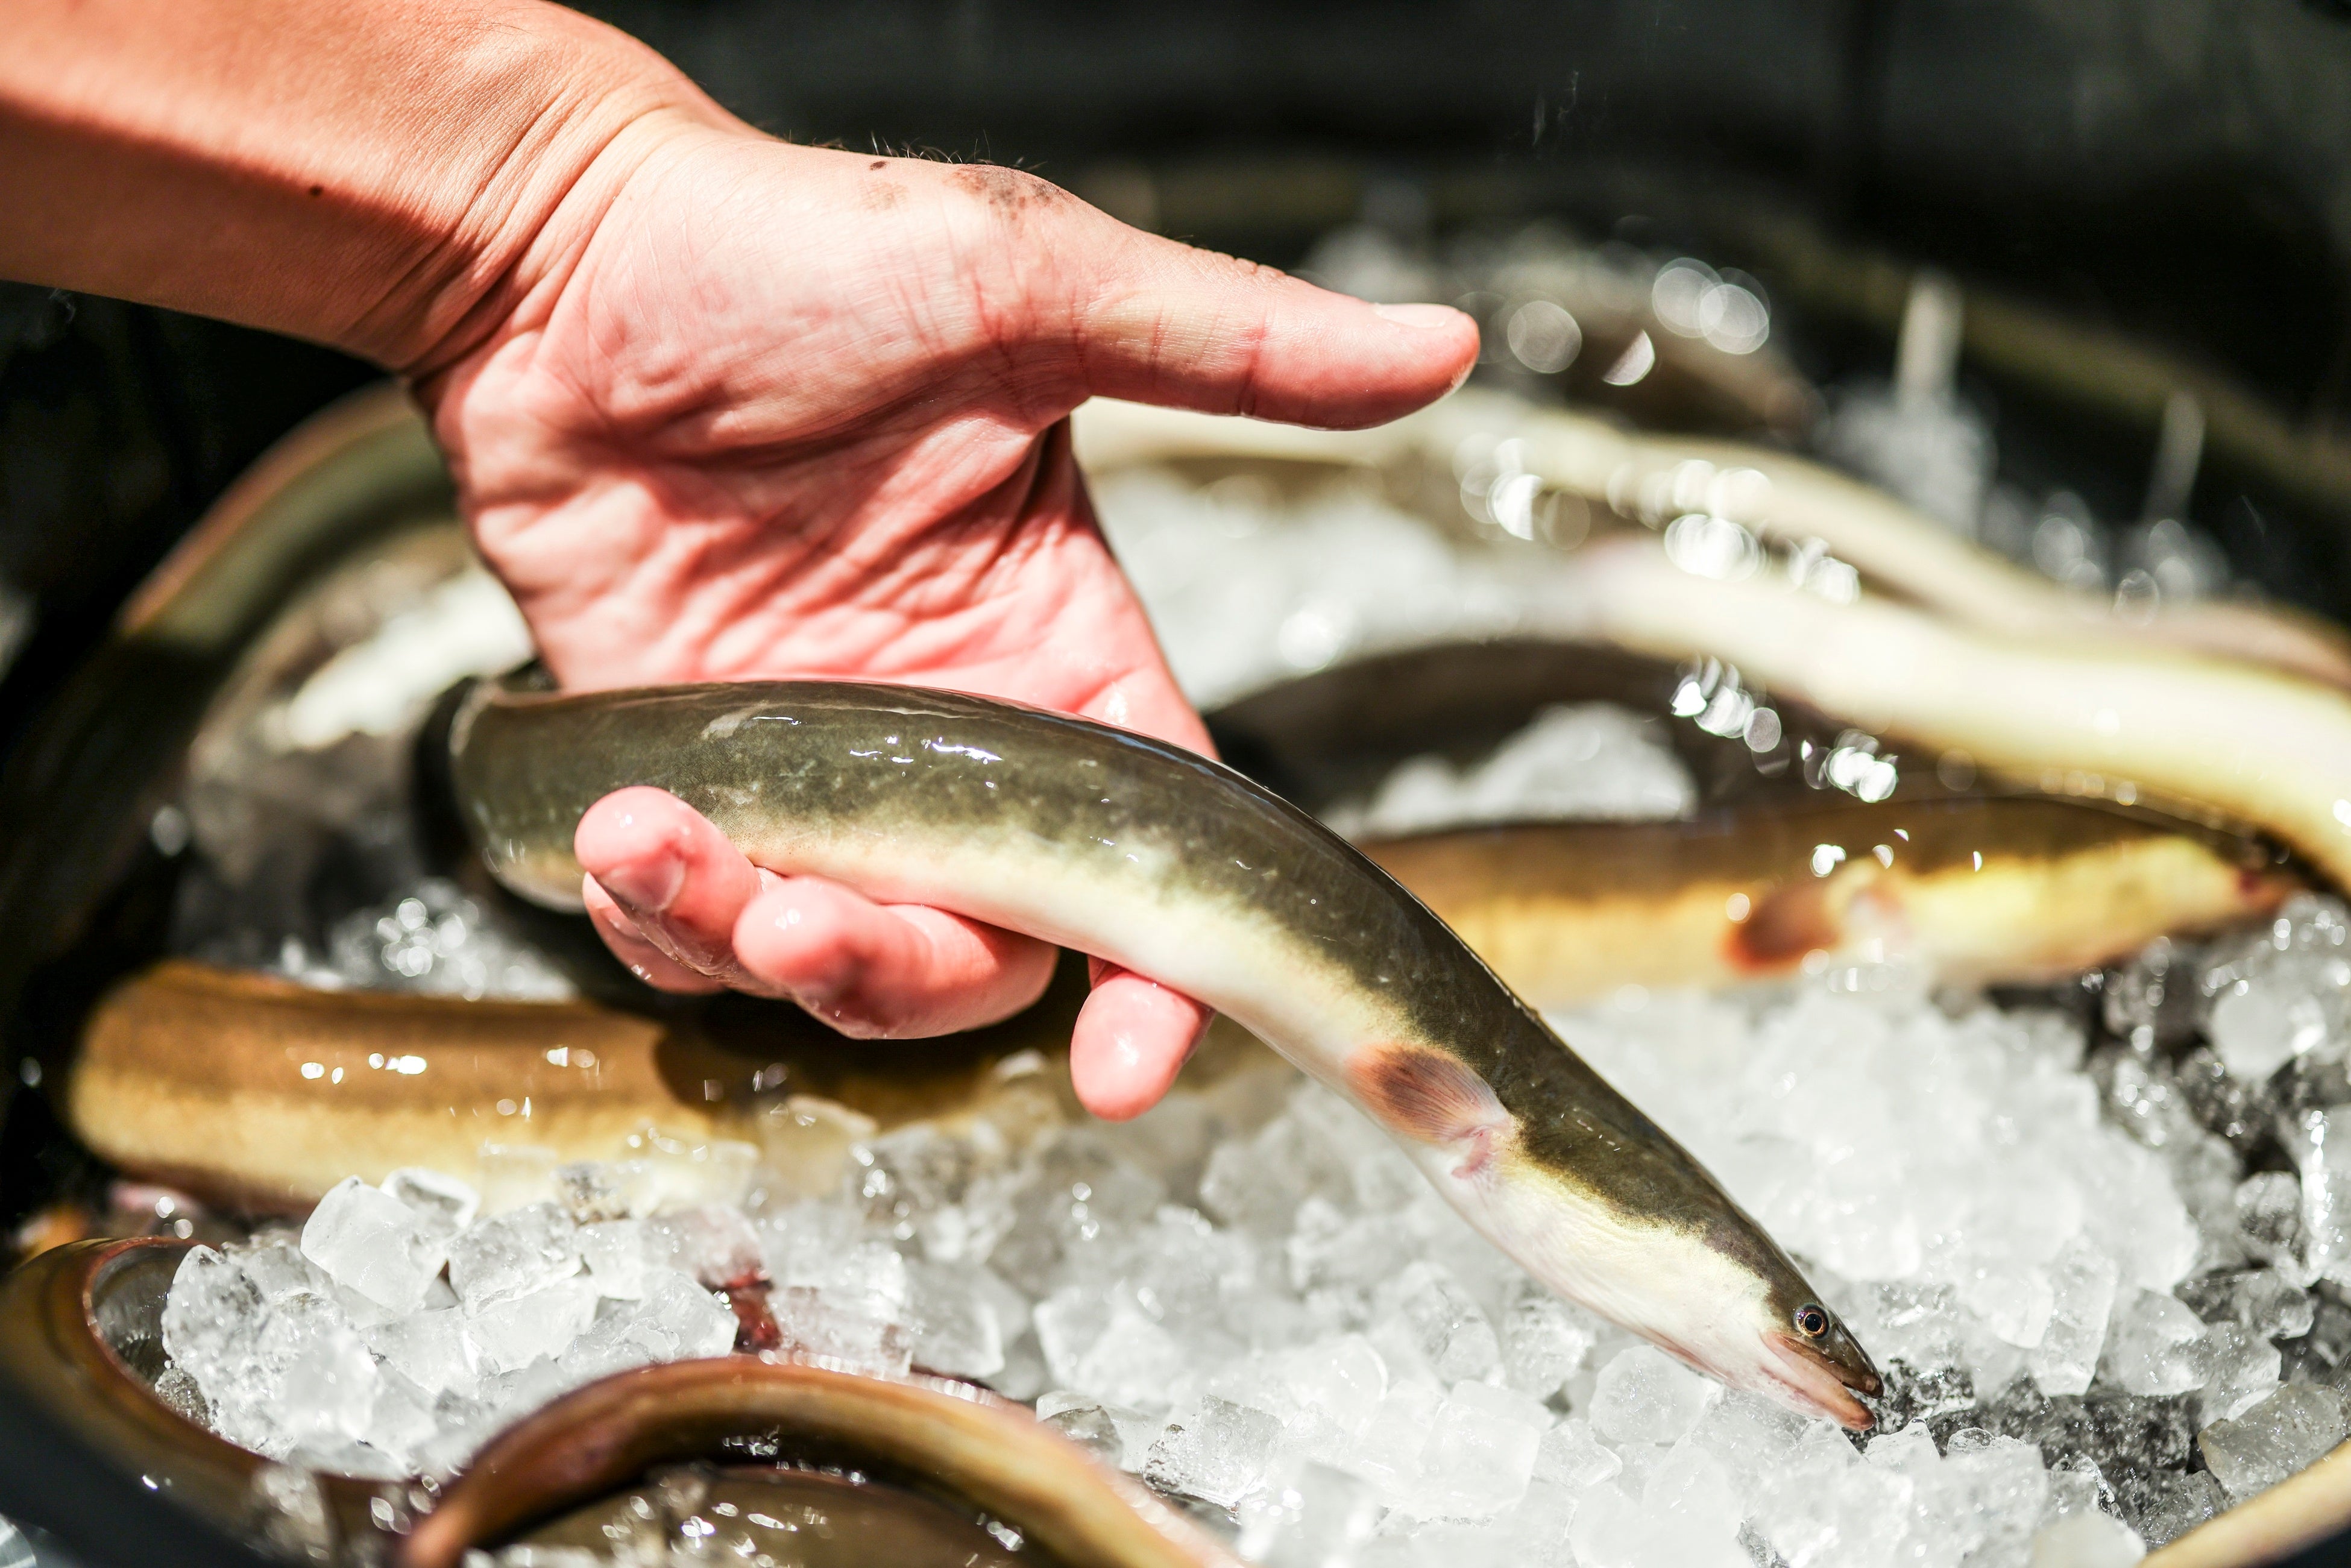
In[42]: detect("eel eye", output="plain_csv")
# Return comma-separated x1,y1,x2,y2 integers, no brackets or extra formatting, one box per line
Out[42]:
1794,1304,1830,1338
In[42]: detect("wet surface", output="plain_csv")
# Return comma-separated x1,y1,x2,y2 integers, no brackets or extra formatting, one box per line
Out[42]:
515,1464,1037,1568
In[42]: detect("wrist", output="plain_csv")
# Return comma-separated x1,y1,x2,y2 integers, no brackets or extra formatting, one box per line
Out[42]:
357,10,731,376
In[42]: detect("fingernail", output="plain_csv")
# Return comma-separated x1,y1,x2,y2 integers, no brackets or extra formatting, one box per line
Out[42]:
1373,301,1464,331
594,851,685,915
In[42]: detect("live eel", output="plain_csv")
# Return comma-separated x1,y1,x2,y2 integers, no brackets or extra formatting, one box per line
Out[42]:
65,798,2290,1218
1572,539,2351,893
448,676,1884,1426
1367,795,2296,1008
1070,394,2351,687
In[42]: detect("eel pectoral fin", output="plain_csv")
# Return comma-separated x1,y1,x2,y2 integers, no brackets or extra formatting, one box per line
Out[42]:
1346,1044,1516,1182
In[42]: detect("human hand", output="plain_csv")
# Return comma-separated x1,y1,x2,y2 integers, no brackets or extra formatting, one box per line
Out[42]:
415,127,1476,1118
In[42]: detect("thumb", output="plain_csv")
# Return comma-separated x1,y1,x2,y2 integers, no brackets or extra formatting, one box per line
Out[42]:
1068,222,1479,430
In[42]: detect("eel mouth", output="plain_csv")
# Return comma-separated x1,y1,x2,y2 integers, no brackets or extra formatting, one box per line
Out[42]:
1764,1332,1881,1432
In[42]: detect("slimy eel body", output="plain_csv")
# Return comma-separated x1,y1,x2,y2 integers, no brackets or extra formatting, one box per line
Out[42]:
1367,796,2294,1008
450,678,1882,1424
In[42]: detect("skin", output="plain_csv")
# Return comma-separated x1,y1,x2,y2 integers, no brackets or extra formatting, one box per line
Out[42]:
1365,796,2295,1006
1581,540,2351,893
1,0,1479,1120
451,678,1885,1426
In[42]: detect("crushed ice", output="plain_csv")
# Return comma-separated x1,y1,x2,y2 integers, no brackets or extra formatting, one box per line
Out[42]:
160,902,2351,1561
271,877,576,1001
1323,703,1694,838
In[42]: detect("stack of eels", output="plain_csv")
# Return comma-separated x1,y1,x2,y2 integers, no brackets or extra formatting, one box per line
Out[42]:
30,378,2351,1568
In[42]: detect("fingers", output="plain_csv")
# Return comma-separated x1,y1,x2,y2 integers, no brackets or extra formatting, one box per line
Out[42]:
577,785,1209,1115
575,786,764,982
582,877,723,993
576,785,1060,1033
1069,959,1213,1121
729,875,1059,1037
1068,222,1480,430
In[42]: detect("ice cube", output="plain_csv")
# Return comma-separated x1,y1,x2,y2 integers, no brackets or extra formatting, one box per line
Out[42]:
1446,1377,1552,1434
1531,1417,1622,1490
1943,1433,2052,1563
1350,1381,1446,1504
1142,1395,1281,1509
367,1305,480,1398
2041,1451,2113,1521
1405,1384,1541,1519
778,1238,909,1318
1285,1196,1391,1295
159,1252,266,1445
2101,1292,2212,1397
904,1259,1006,1381
2027,1511,2146,1567
1570,1477,1748,1568
2197,1321,2282,1426
2133,1469,2224,1546
446,1203,580,1306
1266,1336,1385,1465
1034,1286,1188,1412
1752,1451,1915,1568
2208,980,2324,1083
635,1268,739,1359
642,1204,763,1289
361,1369,438,1466
769,1285,913,1377
1497,1287,1595,1400
1863,1422,1937,1473
1588,1345,1717,1444
262,1291,379,1443
2197,1382,2347,1499
1683,1390,1808,1506
1033,1286,1110,1388
1235,1456,1379,1568
992,1131,1167,1291
228,1236,328,1304
1860,1282,1970,1375
382,1168,480,1239
2233,1270,2316,1341
2282,1106,2351,1286
576,1218,647,1300
2235,1171,2304,1272
1198,1116,1342,1239
301,1176,449,1313
1120,1206,1254,1337
1040,1397,1130,1468
2030,1240,2120,1397
1647,1439,1743,1532
549,1298,648,1384
1371,1262,1500,1387
1962,1260,2057,1350
464,1275,599,1374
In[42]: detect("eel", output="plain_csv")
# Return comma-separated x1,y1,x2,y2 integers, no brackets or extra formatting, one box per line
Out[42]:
1364,795,2297,1009
448,676,1883,1428
1070,394,2351,688
65,798,2290,1217
65,956,1096,1215
1573,539,2351,892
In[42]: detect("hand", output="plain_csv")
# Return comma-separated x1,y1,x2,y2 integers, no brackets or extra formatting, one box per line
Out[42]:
415,128,1476,1119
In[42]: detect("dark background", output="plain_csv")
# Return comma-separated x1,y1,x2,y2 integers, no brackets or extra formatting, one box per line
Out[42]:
4,2,2351,1563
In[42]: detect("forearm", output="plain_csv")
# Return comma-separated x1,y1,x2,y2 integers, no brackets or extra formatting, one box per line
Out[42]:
0,0,723,370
